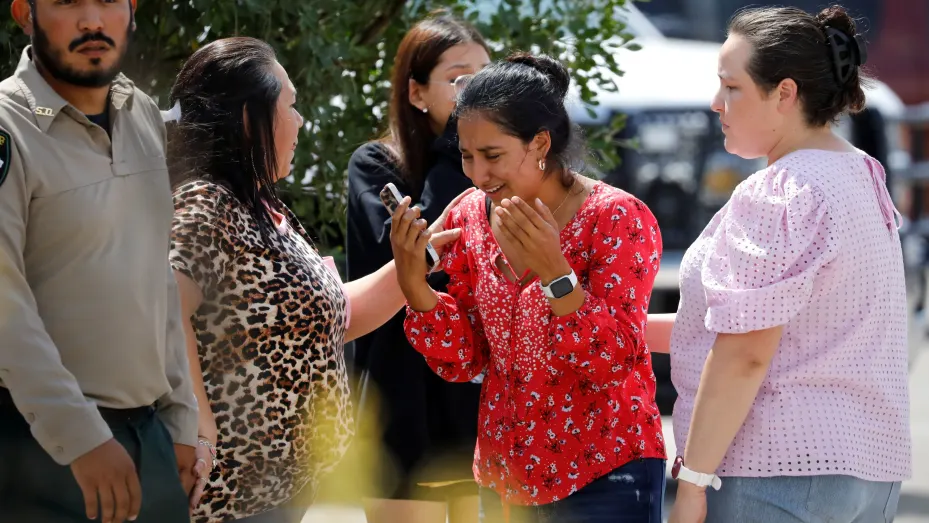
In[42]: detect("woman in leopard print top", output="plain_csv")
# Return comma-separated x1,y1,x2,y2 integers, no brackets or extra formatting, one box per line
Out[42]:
165,38,464,523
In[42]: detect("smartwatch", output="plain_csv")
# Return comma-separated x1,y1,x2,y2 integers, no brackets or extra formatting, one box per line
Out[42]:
540,270,578,299
671,456,722,490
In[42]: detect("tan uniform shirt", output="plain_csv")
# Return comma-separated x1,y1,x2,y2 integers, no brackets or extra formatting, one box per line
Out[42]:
0,48,198,465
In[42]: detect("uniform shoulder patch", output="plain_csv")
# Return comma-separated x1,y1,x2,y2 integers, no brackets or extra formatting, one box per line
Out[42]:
0,130,10,188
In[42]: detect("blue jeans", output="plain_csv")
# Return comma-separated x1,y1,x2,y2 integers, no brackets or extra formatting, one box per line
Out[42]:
706,475,902,522
478,458,666,523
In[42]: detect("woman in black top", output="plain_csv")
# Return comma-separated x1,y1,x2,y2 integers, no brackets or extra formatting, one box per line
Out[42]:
346,11,490,523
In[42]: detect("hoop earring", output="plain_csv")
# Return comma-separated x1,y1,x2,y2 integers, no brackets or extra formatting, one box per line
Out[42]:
538,158,546,171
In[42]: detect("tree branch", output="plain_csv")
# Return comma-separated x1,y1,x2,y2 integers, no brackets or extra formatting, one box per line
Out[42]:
356,0,408,46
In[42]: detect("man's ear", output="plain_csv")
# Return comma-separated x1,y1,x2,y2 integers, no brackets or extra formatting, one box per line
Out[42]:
11,0,33,35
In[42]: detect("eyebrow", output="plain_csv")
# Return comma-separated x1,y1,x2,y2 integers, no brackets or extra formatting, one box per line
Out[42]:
445,64,470,71
446,63,490,72
460,145,504,153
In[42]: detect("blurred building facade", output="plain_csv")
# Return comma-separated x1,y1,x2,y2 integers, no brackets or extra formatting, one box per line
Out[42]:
637,0,929,105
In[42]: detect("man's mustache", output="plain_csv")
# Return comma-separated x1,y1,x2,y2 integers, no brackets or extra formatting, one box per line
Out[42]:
69,32,116,52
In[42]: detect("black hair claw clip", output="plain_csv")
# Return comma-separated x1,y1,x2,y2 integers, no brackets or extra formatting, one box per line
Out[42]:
825,27,868,85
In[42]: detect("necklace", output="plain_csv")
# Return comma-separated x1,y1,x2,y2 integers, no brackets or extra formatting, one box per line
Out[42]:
551,178,578,217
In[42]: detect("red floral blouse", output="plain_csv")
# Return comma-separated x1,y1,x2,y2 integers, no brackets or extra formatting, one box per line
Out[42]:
404,182,666,505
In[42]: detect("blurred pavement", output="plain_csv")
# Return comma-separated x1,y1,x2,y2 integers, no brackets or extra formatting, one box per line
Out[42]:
302,344,929,522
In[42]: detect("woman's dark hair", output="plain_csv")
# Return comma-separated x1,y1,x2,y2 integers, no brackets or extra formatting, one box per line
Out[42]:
382,12,488,197
166,37,283,238
453,52,583,188
728,5,871,127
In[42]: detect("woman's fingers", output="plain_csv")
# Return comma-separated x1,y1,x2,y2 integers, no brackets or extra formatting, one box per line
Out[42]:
390,196,414,237
496,205,528,246
432,187,476,234
413,225,433,253
405,217,429,251
500,199,535,236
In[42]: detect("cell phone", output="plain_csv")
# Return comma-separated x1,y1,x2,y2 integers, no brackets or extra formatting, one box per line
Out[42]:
380,182,440,270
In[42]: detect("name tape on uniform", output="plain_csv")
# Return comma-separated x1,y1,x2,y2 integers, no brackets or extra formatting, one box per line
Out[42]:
0,130,10,188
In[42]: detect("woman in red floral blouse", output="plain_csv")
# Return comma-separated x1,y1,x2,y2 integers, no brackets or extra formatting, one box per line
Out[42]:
390,52,667,523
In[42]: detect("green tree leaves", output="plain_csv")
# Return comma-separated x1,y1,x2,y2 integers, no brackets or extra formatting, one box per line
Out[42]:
0,0,639,255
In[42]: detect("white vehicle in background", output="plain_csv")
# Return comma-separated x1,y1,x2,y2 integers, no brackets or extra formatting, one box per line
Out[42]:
566,3,913,411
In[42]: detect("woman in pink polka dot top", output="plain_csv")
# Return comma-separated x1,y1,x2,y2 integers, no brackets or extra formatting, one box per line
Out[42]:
655,6,912,523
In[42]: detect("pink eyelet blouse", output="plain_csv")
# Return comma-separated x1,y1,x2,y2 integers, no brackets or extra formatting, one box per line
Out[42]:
671,149,911,481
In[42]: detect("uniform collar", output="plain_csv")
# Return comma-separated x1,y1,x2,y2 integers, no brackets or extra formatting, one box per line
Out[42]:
13,46,136,134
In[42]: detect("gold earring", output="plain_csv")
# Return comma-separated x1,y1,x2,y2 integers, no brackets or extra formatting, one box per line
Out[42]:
538,158,546,171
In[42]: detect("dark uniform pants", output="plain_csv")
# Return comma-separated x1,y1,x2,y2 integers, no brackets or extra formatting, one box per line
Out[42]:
0,388,189,523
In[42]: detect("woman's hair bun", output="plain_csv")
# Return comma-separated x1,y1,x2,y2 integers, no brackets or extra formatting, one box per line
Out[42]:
815,5,858,37
506,52,571,99
815,5,867,114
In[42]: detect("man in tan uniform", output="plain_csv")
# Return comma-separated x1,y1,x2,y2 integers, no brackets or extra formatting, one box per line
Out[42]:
0,1,199,522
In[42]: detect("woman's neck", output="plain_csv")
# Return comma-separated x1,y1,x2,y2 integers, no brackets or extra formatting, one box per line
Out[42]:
534,173,575,209
766,125,847,165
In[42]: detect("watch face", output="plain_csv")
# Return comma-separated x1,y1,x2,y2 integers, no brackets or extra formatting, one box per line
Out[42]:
550,277,574,298
672,456,683,479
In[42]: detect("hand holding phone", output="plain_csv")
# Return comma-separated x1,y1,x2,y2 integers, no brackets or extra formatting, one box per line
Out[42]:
380,183,440,270
386,184,474,311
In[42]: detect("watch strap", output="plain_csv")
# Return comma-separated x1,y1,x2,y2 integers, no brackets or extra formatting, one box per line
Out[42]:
676,465,722,490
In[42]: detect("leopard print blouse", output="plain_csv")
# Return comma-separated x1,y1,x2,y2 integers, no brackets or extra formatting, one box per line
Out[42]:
170,180,353,522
